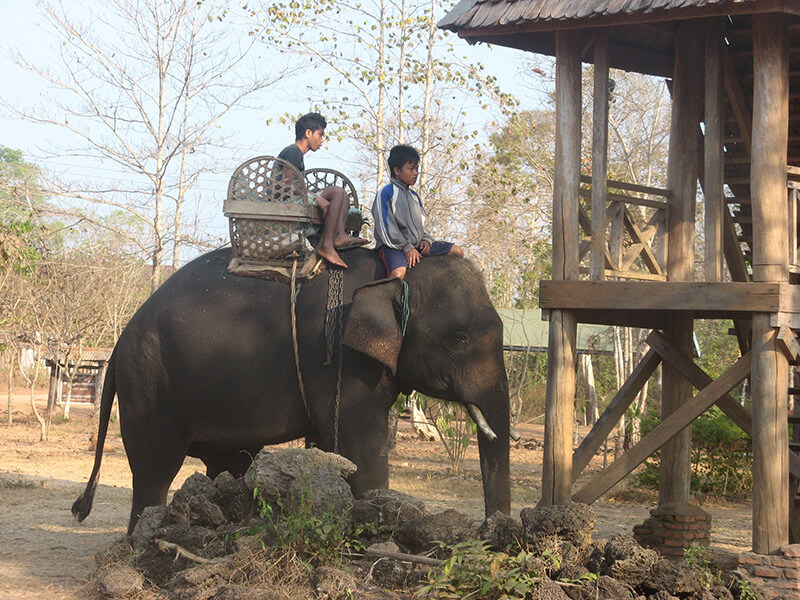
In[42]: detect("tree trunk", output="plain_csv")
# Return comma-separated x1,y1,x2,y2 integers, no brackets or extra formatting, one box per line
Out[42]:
410,393,438,440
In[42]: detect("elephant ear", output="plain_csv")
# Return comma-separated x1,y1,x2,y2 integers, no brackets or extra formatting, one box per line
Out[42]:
344,277,404,374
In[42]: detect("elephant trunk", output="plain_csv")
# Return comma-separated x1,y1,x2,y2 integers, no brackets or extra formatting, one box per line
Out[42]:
468,385,511,518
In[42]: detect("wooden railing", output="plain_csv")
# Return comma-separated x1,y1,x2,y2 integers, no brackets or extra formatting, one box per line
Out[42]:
788,166,800,274
578,175,670,281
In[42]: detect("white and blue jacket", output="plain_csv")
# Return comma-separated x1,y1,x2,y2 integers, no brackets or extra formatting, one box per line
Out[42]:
372,178,433,253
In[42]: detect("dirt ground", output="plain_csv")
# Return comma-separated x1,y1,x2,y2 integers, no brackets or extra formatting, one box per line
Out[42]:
0,391,752,600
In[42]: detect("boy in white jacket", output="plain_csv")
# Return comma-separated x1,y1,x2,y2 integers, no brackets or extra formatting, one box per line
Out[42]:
372,145,463,279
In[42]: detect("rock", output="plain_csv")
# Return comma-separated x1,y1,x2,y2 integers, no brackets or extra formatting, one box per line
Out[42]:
590,576,633,600
649,591,679,600
287,468,354,518
353,489,427,531
186,494,227,528
477,511,524,551
689,589,734,600
171,473,218,515
642,560,704,596
602,534,659,588
97,564,144,598
209,585,280,600
214,472,256,523
520,502,595,552
395,509,475,554
245,447,357,503
130,505,170,552
367,541,400,554
370,558,410,588
167,562,226,589
529,577,572,600
312,565,358,600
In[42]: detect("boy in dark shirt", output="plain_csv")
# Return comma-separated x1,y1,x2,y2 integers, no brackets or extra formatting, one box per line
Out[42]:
372,144,462,279
278,112,366,268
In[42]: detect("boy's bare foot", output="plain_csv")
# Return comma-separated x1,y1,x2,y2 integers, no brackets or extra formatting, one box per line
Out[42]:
333,234,369,248
318,246,348,268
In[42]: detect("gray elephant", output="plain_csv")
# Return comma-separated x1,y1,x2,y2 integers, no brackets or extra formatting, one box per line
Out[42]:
72,247,511,534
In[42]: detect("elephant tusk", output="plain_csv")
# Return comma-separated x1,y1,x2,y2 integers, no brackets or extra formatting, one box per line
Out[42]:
509,426,520,442
467,405,498,442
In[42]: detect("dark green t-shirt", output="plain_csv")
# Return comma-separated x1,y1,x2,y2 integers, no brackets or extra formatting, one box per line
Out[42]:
278,144,305,173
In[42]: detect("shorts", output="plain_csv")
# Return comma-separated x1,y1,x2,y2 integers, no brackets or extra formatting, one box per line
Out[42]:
378,241,454,274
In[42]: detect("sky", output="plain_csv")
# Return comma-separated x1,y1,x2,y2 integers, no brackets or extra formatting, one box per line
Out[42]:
0,0,546,257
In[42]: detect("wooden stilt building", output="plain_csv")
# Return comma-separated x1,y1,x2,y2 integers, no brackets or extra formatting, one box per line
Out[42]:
441,0,800,560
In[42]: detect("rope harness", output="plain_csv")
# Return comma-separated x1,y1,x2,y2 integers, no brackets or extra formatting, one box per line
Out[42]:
290,259,346,454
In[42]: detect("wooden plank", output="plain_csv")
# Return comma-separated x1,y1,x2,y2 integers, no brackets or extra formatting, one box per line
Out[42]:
778,326,800,362
580,175,670,198
572,352,751,505
610,202,624,270
591,30,610,281
646,330,752,435
602,269,666,282
622,207,663,275
539,280,786,313
572,347,662,478
223,199,316,221
704,18,725,282
751,12,791,554
578,188,669,209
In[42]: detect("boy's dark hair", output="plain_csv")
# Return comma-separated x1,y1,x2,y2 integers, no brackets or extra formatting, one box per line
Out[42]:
295,112,327,141
388,145,420,177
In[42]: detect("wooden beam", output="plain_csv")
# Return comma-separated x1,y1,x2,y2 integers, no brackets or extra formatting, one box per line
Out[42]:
572,352,751,505
572,347,662,478
751,12,791,554
542,29,581,507
539,280,795,313
590,31,609,281
705,18,725,282
646,330,752,435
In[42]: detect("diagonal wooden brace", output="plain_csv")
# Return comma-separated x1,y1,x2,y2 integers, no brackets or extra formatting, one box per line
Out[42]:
572,347,662,479
777,325,800,362
572,352,751,505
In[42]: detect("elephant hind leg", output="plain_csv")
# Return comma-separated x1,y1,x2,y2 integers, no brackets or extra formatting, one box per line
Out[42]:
203,448,261,479
128,453,185,535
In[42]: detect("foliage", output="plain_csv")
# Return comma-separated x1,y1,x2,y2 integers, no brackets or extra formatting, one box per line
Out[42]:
415,540,554,600
683,544,723,589
633,406,753,499
418,395,476,476
251,485,366,568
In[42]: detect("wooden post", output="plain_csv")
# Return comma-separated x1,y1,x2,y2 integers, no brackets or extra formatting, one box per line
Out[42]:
660,21,702,507
590,31,610,281
704,18,725,282
751,13,790,554
542,29,581,506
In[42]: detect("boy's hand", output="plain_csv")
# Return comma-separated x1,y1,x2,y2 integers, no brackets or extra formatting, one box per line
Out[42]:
316,196,330,218
419,240,431,255
406,247,422,267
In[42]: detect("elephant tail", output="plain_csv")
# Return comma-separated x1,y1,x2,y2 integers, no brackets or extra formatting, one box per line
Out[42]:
71,350,117,523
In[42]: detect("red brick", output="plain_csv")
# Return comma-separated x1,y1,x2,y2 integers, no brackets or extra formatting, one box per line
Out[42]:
664,538,690,547
775,559,800,569
784,568,800,580
783,544,800,558
775,580,800,590
674,515,696,523
740,554,765,566
754,567,782,579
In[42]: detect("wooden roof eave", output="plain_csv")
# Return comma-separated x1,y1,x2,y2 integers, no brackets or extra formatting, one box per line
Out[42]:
440,0,800,35
468,31,675,77
442,0,800,77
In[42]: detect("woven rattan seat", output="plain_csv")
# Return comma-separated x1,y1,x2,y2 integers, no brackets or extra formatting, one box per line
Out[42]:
224,156,362,269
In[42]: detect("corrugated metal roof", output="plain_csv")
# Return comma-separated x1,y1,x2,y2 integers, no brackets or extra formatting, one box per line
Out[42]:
440,0,757,31
497,308,613,354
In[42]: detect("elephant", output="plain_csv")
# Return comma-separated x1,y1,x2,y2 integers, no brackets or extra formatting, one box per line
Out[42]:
72,247,511,534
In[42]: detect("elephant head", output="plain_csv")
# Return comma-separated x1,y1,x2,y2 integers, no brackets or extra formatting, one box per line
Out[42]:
343,256,511,517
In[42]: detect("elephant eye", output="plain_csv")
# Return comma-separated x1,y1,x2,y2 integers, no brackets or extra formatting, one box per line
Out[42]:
452,332,469,345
